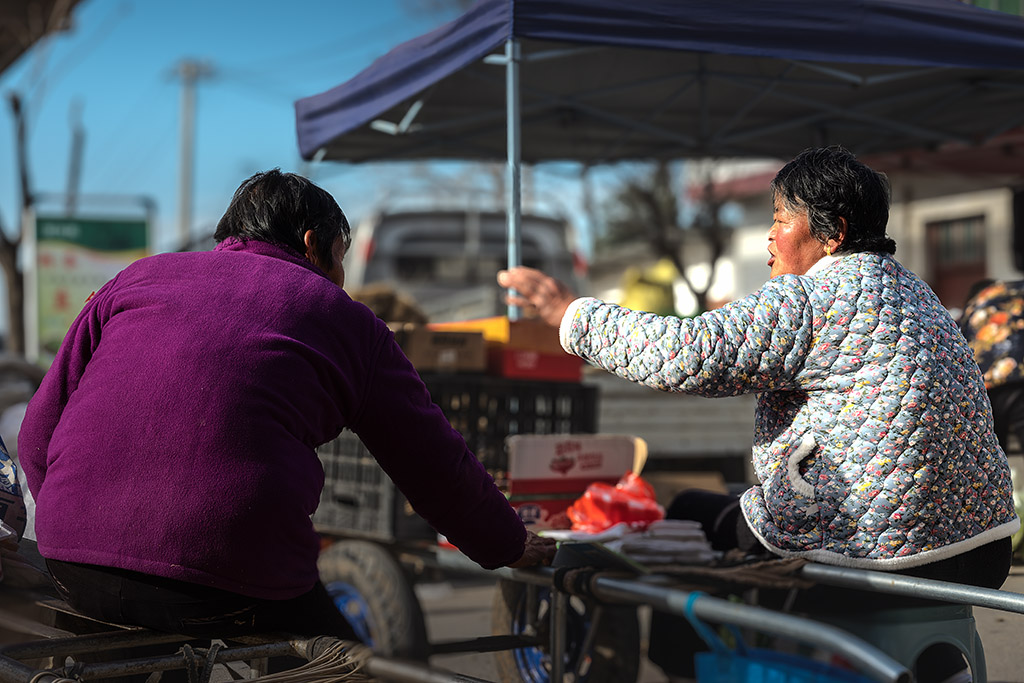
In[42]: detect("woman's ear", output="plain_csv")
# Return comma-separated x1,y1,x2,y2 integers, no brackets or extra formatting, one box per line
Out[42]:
827,217,849,254
303,230,319,267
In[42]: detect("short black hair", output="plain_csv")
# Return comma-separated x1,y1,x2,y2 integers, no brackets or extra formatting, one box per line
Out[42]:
770,146,896,255
213,169,350,267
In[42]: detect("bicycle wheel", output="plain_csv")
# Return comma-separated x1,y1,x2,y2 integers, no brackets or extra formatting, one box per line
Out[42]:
490,578,640,683
318,539,429,660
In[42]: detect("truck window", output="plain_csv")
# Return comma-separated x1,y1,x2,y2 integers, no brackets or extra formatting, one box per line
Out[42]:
348,210,583,321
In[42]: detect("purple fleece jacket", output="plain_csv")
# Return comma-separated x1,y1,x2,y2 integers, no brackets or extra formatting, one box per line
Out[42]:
19,238,526,599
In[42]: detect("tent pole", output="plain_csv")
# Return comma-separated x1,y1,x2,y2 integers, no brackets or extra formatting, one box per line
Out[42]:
505,37,523,320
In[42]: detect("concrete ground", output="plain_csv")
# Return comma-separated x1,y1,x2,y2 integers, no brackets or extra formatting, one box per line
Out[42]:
972,564,1024,683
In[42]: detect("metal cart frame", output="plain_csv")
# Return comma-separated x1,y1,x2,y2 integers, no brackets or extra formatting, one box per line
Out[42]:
5,544,1024,683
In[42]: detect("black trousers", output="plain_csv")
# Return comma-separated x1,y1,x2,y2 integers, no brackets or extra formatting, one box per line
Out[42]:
46,559,359,641
647,490,1012,682
988,382,1024,453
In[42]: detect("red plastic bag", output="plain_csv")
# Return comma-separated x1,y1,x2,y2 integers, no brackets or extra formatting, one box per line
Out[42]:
566,472,665,533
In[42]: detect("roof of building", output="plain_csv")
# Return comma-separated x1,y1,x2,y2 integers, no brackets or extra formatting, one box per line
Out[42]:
0,0,83,76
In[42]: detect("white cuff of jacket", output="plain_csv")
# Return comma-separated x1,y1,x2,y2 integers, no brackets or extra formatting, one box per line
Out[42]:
558,298,590,353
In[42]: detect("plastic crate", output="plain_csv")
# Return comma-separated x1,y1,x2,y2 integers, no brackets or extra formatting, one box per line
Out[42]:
314,433,394,539
313,374,598,542
421,373,599,481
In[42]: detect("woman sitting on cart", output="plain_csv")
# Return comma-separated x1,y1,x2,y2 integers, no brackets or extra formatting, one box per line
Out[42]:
18,169,554,643
498,145,1019,683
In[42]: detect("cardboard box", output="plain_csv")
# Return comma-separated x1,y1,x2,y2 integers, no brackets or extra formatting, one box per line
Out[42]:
505,434,647,530
429,316,564,355
390,323,486,373
487,346,582,382
429,316,581,381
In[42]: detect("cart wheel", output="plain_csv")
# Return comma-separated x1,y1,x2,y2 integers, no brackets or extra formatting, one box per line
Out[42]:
318,539,429,660
491,579,640,683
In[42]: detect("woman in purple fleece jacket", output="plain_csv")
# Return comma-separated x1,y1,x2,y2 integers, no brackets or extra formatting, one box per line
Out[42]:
18,170,553,640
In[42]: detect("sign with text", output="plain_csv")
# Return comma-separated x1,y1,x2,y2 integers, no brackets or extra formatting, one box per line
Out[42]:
505,434,647,530
35,216,148,355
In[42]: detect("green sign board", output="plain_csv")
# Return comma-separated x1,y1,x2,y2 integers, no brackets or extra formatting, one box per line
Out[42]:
35,216,149,356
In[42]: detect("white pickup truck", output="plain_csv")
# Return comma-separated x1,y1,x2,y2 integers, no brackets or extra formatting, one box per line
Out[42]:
345,209,584,322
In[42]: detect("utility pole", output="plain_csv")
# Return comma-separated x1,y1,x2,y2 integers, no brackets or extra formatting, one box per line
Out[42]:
172,59,214,250
65,99,84,216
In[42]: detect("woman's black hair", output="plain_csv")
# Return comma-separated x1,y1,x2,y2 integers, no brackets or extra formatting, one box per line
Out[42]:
770,145,896,255
213,169,350,267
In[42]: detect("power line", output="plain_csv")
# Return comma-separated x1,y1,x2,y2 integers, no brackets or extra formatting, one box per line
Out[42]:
239,15,417,72
89,80,171,187
23,0,133,118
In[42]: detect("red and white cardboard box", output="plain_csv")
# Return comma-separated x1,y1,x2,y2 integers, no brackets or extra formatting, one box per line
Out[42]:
505,434,648,530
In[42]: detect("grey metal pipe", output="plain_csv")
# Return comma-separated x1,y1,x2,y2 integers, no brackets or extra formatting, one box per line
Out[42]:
1,636,492,683
549,590,566,683
503,36,523,321
591,575,911,683
572,603,602,680
16,640,302,680
801,563,1024,613
491,565,553,587
0,656,35,683
0,630,186,660
440,556,911,680
0,637,326,683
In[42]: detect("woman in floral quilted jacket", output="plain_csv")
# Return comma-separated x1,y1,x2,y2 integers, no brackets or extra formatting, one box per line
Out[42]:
499,146,1019,683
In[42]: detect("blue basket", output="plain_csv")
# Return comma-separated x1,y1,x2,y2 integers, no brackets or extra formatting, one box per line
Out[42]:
683,593,874,683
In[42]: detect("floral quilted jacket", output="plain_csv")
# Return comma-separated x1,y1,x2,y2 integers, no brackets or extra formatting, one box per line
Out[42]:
560,252,1020,569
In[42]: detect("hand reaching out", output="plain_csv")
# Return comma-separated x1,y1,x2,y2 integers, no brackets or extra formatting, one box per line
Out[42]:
497,267,576,328
506,529,557,568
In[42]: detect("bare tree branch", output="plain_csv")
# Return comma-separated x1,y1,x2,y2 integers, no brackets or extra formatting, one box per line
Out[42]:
8,93,33,220
601,160,729,315
2,92,29,353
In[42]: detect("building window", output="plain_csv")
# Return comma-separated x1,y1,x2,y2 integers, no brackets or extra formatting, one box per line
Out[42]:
926,215,987,311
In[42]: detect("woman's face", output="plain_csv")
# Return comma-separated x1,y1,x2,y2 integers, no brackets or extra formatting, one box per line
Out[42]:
321,236,348,288
304,230,348,288
767,201,826,278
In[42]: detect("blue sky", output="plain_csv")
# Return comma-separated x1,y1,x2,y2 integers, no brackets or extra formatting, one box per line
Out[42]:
0,0,468,253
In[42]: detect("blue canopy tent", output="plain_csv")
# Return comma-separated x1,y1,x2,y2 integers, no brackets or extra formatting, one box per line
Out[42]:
294,0,1024,314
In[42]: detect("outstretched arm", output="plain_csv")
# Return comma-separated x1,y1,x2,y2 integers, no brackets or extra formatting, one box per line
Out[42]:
497,267,576,328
